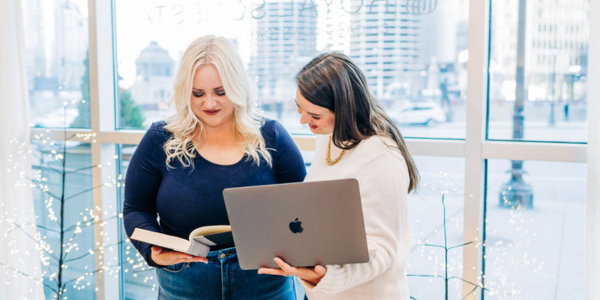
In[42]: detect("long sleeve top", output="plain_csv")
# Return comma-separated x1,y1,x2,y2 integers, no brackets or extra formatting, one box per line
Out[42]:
123,120,307,268
301,134,411,300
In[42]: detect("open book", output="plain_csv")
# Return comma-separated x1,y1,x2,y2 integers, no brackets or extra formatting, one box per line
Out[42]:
130,225,233,258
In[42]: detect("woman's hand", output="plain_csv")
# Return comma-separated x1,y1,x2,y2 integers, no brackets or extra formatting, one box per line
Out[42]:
151,246,208,266
258,257,327,285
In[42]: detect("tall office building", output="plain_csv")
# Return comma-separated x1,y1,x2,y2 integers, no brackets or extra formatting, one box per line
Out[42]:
419,0,469,66
248,0,319,114
22,0,47,89
318,1,431,99
343,1,422,98
491,0,589,101
22,0,88,115
417,0,469,102
337,0,470,100
318,0,352,54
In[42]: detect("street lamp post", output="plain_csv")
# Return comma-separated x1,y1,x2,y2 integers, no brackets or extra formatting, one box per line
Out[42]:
549,71,556,126
499,0,533,209
565,65,581,121
548,51,560,126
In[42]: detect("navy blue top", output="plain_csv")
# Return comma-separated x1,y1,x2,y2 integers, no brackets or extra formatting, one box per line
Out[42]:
123,120,306,267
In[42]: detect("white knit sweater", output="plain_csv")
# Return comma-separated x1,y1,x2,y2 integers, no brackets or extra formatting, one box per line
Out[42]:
300,134,411,300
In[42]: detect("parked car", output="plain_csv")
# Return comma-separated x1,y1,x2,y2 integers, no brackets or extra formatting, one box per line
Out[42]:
391,103,447,126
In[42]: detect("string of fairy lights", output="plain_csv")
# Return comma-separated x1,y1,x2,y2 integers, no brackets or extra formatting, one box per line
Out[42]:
405,170,560,300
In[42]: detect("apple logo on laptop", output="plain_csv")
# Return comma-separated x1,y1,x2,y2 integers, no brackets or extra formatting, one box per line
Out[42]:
289,218,304,234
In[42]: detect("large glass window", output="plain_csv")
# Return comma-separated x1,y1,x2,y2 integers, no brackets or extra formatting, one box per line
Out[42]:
484,160,585,299
22,0,91,129
118,144,158,299
114,1,468,138
29,140,96,299
407,156,466,299
488,0,589,142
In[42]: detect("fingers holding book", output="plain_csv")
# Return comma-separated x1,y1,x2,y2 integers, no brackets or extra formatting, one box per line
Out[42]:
151,246,208,267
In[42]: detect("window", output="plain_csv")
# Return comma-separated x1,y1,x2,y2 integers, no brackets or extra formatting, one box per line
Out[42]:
407,157,466,299
488,0,589,142
112,0,468,139
23,0,90,129
484,160,585,298
30,140,96,299
119,144,158,299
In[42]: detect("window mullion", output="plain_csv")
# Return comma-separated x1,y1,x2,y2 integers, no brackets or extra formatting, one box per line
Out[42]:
463,0,490,299
88,0,118,298
585,0,600,297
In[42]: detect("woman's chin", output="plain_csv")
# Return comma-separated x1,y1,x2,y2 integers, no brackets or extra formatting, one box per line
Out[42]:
309,127,333,135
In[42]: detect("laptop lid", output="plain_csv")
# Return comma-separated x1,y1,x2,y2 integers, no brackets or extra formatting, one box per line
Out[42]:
223,178,369,270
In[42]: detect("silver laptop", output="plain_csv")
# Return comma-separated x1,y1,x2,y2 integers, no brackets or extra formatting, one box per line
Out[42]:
223,178,369,270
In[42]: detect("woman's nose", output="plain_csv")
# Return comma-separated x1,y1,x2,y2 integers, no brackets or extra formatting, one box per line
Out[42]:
299,112,310,124
204,95,218,109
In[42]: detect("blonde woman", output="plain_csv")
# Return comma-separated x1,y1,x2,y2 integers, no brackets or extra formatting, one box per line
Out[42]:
258,52,418,299
123,36,306,300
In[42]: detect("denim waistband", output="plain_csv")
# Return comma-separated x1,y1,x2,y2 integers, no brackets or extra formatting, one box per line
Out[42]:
157,245,296,300
206,246,237,264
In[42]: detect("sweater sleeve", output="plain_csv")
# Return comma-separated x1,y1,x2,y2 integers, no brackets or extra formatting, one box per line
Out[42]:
122,122,168,268
271,121,307,183
301,150,409,294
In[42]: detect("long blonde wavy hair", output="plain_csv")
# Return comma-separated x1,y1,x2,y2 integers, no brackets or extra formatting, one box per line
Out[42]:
164,35,271,169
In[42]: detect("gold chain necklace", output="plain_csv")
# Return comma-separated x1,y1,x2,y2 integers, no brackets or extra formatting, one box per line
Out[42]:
326,136,346,166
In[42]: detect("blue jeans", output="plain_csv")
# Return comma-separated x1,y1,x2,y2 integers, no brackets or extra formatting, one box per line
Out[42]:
156,247,296,300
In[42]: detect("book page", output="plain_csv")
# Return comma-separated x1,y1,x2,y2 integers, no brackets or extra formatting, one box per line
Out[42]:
192,236,216,247
131,228,191,253
189,225,231,239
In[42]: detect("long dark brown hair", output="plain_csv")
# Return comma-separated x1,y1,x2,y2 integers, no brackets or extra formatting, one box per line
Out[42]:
296,52,419,192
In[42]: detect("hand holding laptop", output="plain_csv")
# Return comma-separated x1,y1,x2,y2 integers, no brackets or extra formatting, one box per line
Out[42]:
258,257,327,285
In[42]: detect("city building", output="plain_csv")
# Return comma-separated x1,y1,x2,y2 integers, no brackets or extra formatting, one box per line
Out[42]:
247,0,319,118
22,0,88,124
490,0,589,103
130,41,175,111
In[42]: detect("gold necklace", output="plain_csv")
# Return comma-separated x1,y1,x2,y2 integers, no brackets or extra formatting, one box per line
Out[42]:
326,136,346,166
